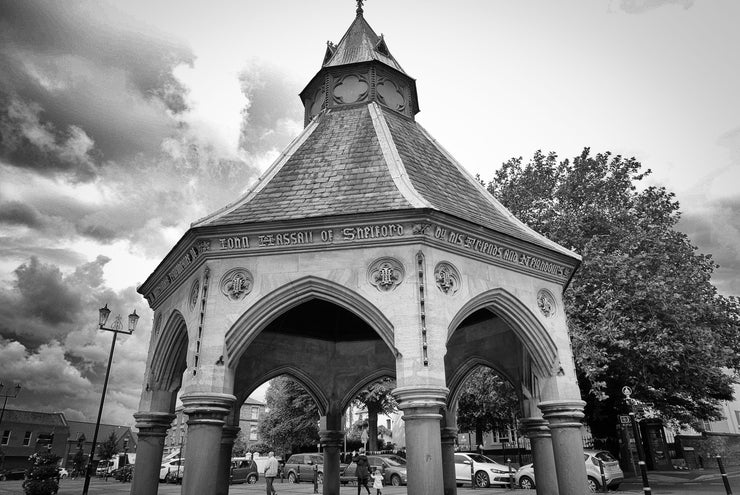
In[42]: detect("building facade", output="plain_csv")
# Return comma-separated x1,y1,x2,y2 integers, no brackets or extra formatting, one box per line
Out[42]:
0,409,68,472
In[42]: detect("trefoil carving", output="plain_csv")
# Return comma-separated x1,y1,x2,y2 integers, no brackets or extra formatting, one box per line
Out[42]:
367,257,404,292
434,262,461,295
537,289,556,318
220,268,254,301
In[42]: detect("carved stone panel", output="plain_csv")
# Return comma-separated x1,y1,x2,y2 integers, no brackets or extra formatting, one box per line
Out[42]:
333,74,369,104
537,289,556,318
376,77,405,112
367,257,404,292
434,262,461,295
220,268,254,301
189,279,200,311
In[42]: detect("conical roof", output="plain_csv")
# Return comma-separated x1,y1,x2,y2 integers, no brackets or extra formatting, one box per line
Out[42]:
193,9,579,261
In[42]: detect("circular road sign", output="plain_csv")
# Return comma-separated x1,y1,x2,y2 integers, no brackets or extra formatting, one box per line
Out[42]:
621,386,632,397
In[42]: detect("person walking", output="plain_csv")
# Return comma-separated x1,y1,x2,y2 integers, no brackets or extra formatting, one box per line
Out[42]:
371,467,384,495
354,448,371,495
264,451,279,495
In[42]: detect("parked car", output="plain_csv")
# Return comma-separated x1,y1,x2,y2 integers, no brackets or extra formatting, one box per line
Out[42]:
0,467,26,481
283,453,323,483
453,452,513,488
112,464,134,482
159,458,184,482
340,454,407,486
514,449,624,492
230,457,259,484
58,467,69,479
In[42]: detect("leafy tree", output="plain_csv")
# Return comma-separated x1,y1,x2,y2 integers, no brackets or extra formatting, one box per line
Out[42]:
455,367,519,446
96,432,118,463
247,442,273,455
353,378,397,451
232,432,248,457
257,377,319,455
23,452,60,495
487,148,740,439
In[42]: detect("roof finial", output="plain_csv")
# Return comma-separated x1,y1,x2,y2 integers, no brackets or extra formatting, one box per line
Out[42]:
356,0,364,16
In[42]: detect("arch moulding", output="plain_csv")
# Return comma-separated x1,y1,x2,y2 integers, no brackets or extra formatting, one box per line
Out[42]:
225,275,399,364
150,309,189,392
238,365,330,415
447,288,558,377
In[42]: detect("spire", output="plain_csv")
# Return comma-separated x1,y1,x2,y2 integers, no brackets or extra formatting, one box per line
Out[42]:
356,0,364,16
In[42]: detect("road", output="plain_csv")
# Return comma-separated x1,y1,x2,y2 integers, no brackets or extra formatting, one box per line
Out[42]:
1,470,738,495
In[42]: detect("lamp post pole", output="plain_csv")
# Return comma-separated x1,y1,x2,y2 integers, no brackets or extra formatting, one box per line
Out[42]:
81,304,138,495
0,383,22,429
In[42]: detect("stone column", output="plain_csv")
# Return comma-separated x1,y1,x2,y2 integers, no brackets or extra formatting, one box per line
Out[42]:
130,411,175,495
215,425,240,495
181,393,236,495
440,411,458,495
393,386,448,495
539,400,587,495
521,417,558,495
319,429,344,495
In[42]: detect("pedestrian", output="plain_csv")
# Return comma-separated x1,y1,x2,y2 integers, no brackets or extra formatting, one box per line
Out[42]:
264,451,279,495
371,467,384,495
354,448,371,495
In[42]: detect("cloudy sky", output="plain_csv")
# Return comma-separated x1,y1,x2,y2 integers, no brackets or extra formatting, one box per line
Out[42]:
0,0,738,427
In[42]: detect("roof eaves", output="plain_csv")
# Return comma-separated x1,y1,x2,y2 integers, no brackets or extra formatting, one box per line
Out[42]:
415,123,582,262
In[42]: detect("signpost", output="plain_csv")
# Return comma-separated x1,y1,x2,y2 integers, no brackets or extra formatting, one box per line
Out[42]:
623,386,651,495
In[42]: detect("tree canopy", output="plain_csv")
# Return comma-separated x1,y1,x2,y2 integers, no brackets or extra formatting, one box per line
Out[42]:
96,432,118,461
487,148,740,435
455,367,519,445
352,378,396,451
257,376,320,455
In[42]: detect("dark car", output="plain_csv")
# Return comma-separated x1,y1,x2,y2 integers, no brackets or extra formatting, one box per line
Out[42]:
0,467,27,481
230,457,259,484
112,464,134,482
283,453,323,484
340,454,407,486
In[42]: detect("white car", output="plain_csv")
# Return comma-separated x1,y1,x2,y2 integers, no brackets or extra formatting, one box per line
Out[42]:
454,452,514,488
159,459,185,482
515,449,624,492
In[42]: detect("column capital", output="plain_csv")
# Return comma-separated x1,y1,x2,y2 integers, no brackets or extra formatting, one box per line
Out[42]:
538,400,585,429
181,392,236,427
393,385,448,422
520,417,551,439
134,411,176,438
319,429,345,448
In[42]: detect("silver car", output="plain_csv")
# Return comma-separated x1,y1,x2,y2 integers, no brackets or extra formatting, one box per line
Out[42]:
515,449,623,491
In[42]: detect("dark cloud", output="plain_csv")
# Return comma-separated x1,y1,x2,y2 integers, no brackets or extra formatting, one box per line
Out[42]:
0,0,194,178
678,197,740,296
0,200,43,228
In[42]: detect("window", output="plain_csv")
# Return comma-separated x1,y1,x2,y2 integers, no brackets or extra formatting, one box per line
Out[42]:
386,419,391,429
1,430,10,445
23,431,32,446
251,406,259,420
249,425,257,440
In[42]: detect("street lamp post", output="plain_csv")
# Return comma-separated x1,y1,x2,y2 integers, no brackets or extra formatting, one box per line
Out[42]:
81,304,139,495
0,383,22,428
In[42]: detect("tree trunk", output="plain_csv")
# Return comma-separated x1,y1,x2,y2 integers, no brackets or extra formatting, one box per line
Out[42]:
368,405,379,452
475,421,484,452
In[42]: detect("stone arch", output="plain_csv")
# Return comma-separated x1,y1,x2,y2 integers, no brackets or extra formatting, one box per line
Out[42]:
149,310,189,392
225,275,398,363
446,357,520,410
448,288,558,376
339,367,396,413
235,365,330,415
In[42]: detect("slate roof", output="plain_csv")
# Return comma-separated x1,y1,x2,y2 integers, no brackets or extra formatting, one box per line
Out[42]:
2,409,67,427
323,11,407,74
194,103,576,258
66,420,136,443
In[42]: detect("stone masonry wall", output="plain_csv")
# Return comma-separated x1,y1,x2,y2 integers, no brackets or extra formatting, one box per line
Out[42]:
677,433,740,468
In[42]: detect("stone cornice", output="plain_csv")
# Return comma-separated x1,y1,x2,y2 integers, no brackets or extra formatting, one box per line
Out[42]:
138,209,580,309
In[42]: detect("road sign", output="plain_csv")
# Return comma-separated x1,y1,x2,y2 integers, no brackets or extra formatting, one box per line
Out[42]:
622,386,632,398
619,415,631,425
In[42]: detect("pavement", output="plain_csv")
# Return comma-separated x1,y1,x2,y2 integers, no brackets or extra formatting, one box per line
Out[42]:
1,467,739,495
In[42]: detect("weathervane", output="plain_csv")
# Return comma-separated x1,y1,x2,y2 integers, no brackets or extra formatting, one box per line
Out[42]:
356,0,364,16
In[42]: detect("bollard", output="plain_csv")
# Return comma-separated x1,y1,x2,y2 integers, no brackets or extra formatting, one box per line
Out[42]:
471,460,476,489
630,412,652,495
717,455,733,495
599,459,607,493
507,458,514,490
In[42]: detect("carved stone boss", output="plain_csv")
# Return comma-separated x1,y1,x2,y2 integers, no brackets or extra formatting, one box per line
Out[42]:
367,257,404,292
434,261,461,295
220,268,254,301
537,289,556,318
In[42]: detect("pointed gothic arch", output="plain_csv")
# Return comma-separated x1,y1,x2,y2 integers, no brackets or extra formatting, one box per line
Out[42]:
149,310,189,392
339,367,396,413
238,365,330,415
448,288,558,377
446,357,520,410
225,275,398,363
